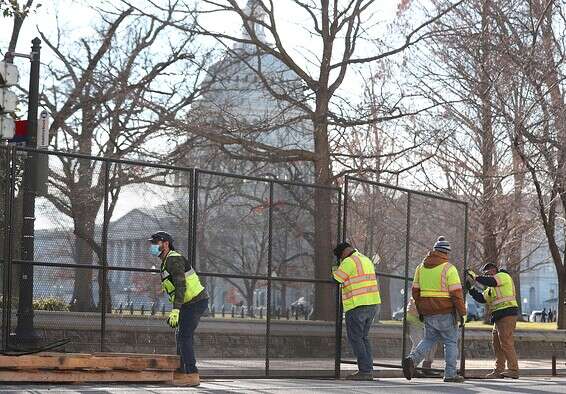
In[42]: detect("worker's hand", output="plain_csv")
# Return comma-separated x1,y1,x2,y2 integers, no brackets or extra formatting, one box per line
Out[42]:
465,279,473,291
459,316,465,328
331,264,338,273
167,308,180,328
419,314,424,322
465,269,477,280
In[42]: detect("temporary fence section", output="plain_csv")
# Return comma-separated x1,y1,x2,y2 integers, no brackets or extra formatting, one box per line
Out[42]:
0,145,342,378
342,176,468,375
192,170,341,377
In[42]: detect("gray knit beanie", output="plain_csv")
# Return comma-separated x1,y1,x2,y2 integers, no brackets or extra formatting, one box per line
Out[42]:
433,236,451,253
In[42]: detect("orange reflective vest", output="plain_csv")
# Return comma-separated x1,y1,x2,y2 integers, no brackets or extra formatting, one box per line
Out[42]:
333,251,381,312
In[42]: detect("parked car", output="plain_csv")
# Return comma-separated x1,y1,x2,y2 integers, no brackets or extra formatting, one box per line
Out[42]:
530,310,543,322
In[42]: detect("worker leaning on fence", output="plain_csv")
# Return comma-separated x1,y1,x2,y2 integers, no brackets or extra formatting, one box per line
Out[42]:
402,236,466,383
466,262,520,379
332,242,381,381
148,231,209,387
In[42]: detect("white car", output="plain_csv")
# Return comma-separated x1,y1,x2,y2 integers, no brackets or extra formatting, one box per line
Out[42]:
529,310,543,322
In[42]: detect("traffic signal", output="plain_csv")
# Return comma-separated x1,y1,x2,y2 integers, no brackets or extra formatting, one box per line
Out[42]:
0,60,20,139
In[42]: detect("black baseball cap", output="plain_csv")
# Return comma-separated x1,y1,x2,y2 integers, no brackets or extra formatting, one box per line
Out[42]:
333,242,352,258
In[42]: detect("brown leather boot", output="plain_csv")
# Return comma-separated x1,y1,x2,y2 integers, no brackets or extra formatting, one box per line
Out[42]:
173,372,200,386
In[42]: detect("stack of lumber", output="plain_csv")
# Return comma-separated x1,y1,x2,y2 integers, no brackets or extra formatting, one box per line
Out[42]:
0,352,179,383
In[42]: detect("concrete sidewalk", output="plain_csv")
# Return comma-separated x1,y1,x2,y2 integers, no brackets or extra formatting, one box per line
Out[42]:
197,358,563,378
2,376,566,393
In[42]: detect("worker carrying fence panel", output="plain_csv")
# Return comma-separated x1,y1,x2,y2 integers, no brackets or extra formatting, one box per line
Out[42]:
148,231,209,387
402,236,467,383
466,262,520,379
332,242,381,381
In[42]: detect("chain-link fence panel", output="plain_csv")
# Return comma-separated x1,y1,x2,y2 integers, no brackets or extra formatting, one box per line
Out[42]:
196,171,271,278
268,280,336,377
342,176,468,375
343,178,409,323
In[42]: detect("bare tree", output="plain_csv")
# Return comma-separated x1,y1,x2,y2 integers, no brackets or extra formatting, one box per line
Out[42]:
125,0,463,320
37,4,206,311
490,0,566,327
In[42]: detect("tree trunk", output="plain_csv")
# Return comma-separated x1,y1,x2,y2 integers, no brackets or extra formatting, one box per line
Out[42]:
479,0,498,265
71,217,96,312
312,117,335,321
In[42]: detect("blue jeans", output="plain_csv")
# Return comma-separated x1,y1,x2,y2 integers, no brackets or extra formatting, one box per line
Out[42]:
409,313,459,378
345,305,377,373
177,298,208,373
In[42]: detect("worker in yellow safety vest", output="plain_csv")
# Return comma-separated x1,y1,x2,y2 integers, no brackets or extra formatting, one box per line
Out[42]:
332,242,381,381
149,231,209,387
466,262,519,379
402,236,466,383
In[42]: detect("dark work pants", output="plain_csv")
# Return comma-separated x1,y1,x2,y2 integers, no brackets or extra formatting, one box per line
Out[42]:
177,298,208,373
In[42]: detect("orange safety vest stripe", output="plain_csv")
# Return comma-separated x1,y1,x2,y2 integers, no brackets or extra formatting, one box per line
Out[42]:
343,285,380,301
334,269,348,282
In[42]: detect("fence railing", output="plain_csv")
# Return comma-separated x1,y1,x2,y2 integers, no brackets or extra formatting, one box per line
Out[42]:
0,146,470,378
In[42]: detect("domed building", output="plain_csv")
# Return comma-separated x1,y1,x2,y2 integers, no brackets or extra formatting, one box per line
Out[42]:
187,0,313,179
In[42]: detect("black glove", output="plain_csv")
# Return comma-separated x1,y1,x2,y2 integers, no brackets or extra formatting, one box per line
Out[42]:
419,314,424,322
465,279,473,291
459,316,465,328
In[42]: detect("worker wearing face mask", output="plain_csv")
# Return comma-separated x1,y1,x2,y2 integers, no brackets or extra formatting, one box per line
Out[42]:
149,231,209,387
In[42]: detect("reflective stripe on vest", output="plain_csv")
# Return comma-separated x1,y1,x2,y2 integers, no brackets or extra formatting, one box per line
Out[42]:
161,250,204,304
418,262,459,298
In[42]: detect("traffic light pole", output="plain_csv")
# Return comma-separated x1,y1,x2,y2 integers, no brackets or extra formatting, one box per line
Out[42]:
14,38,41,344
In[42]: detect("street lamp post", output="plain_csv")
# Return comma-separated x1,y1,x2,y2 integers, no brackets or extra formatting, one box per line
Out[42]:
14,37,41,344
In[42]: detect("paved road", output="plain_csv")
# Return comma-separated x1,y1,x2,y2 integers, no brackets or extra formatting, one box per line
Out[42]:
2,377,566,393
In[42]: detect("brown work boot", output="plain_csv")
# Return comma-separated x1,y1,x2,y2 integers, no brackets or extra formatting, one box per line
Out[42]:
484,370,504,379
173,372,200,386
502,370,519,379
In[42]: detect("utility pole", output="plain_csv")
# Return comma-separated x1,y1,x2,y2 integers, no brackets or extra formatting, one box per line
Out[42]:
15,37,41,343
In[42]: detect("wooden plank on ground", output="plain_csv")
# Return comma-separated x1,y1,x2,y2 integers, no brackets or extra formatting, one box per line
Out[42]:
0,353,179,371
0,369,174,383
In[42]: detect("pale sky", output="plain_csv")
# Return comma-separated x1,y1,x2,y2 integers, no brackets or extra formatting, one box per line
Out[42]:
1,0,412,229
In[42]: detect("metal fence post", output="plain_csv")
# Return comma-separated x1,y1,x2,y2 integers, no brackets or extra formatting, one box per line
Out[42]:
2,147,16,351
188,169,195,267
334,188,343,378
100,160,110,351
191,169,199,270
265,181,274,376
460,203,469,376
401,192,411,360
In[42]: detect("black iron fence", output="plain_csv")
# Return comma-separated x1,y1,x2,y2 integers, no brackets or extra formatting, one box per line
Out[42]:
0,146,471,378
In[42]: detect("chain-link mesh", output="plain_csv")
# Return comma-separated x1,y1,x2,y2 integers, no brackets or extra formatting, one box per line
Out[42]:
343,176,468,374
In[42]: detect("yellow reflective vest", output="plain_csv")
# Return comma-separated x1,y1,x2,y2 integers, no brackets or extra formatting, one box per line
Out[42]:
412,262,462,298
482,271,518,312
333,251,381,312
161,250,205,305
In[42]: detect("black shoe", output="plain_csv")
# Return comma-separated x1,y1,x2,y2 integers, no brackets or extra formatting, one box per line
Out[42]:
402,357,415,380
345,371,373,381
443,375,465,383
